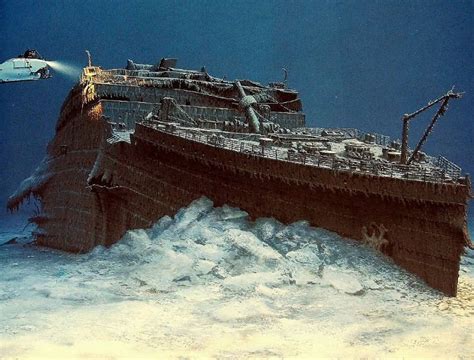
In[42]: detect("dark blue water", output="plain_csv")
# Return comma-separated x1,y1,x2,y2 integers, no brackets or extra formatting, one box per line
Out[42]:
1,0,472,224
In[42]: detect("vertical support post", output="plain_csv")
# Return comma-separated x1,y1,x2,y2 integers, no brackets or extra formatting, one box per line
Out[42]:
400,117,409,164
160,97,173,123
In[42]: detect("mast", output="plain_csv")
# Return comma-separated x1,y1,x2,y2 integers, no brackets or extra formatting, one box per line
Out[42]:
85,50,92,67
399,89,463,165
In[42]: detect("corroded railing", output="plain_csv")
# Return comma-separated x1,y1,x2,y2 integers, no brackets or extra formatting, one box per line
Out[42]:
144,123,463,184
437,156,462,179
90,69,226,89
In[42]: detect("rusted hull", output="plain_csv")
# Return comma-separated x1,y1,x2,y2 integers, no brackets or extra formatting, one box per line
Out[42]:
19,99,470,296
7,65,472,297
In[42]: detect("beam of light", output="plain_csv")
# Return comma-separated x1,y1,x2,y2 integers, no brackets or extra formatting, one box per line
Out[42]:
46,61,82,81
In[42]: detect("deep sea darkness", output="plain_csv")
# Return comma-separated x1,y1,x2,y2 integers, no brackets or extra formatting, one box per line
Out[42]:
0,0,472,227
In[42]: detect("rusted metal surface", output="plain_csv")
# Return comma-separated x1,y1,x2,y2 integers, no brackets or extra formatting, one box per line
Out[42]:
7,58,471,296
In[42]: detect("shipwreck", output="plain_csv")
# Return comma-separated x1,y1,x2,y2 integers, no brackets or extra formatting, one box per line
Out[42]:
8,54,472,296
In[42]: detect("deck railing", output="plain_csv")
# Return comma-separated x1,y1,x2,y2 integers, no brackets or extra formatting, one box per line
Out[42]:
91,69,227,89
144,123,463,184
436,156,462,179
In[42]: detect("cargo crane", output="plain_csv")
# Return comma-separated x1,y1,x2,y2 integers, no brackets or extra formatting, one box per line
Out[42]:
400,88,463,165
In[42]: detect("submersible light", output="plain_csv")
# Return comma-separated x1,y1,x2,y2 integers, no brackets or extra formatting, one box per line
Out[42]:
46,61,82,80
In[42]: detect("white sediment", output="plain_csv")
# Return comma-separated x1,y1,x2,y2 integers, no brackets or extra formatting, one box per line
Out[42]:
0,198,472,358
